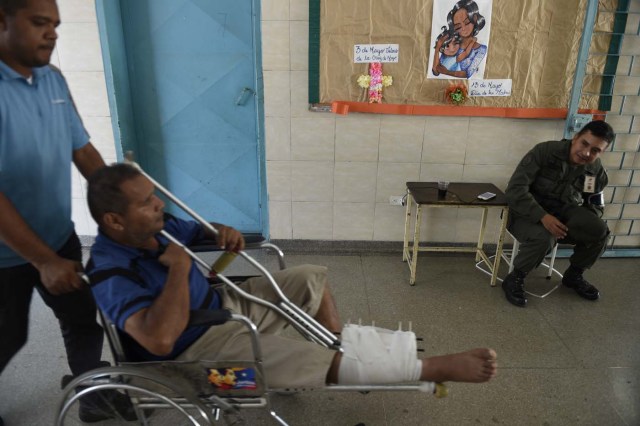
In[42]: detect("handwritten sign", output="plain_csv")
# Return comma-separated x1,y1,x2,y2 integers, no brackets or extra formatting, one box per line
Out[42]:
469,79,512,97
354,44,399,63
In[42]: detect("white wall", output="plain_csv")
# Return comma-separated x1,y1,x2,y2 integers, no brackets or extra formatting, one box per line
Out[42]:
56,0,115,236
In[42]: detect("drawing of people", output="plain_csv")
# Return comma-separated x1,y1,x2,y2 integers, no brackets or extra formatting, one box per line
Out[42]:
430,0,490,79
432,26,462,73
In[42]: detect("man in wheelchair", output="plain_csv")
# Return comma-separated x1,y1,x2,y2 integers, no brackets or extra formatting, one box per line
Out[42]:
86,164,497,390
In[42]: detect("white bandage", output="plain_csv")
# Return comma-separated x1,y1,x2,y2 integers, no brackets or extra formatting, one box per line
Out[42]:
337,324,422,385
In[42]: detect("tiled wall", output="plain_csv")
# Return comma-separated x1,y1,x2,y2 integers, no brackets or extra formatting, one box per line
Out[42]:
63,0,639,247
57,0,115,236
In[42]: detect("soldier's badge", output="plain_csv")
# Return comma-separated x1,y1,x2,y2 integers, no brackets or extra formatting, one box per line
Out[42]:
584,175,595,193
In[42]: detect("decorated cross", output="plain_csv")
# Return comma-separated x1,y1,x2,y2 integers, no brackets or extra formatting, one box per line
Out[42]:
357,63,393,104
354,44,398,104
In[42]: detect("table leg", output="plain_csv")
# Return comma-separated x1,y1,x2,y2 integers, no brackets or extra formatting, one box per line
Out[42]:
402,190,412,262
476,207,488,262
410,205,422,285
491,207,509,287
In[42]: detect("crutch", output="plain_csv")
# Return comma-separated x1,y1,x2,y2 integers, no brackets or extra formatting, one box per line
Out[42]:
123,153,341,351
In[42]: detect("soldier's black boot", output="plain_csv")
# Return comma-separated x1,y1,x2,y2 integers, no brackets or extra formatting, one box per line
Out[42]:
562,265,600,300
502,269,528,307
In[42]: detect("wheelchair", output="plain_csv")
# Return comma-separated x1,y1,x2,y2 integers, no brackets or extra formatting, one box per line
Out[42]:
55,159,446,425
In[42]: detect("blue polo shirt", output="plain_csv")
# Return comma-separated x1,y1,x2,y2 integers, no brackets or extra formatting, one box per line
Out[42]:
0,60,89,267
89,215,221,361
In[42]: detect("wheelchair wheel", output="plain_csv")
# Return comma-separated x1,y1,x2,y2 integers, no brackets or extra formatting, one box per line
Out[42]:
55,366,222,425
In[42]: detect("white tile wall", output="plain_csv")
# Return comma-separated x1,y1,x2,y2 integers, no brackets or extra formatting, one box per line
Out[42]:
290,71,316,118
376,163,420,203
60,0,112,237
291,118,335,160
261,21,290,71
335,115,380,162
261,0,289,21
266,161,292,201
422,117,469,164
58,0,97,22
263,71,291,118
63,72,110,118
419,163,463,182
465,118,517,165
289,0,309,21
373,203,407,241
292,201,333,239
55,24,103,72
334,162,378,202
333,202,375,240
265,117,291,161
269,201,292,239
290,21,308,71
291,161,334,201
379,116,426,162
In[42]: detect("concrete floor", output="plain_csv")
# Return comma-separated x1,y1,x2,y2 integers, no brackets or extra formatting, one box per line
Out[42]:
0,250,638,425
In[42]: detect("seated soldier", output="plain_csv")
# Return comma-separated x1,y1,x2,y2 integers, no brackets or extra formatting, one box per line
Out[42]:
86,164,498,389
502,120,614,307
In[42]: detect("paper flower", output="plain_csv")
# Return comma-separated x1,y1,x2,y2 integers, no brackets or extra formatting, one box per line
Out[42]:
445,83,468,106
357,75,371,89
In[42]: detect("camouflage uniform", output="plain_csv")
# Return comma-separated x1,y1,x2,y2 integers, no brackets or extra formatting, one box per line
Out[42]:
505,140,609,273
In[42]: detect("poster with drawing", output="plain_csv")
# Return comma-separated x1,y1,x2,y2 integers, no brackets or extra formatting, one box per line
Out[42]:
427,0,493,80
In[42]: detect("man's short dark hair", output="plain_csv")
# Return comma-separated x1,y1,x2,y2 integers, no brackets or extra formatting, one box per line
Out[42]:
0,0,30,15
87,163,142,226
578,120,615,144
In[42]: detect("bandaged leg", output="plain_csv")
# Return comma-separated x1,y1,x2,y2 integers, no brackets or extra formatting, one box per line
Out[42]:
337,324,422,385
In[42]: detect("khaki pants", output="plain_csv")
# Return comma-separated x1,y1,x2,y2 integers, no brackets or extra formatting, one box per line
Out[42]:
177,265,336,388
510,205,609,273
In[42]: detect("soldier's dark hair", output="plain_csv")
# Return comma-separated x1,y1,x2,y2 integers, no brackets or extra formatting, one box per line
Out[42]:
0,0,30,15
87,164,142,225
577,120,615,144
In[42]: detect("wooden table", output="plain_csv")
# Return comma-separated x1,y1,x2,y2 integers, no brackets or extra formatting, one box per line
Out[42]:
402,182,509,286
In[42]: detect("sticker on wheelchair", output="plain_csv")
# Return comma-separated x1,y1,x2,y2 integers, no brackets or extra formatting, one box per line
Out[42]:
206,367,257,391
199,360,264,397
122,360,264,397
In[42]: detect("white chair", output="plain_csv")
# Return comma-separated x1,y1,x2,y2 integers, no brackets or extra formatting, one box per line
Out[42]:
476,230,563,298
503,230,563,298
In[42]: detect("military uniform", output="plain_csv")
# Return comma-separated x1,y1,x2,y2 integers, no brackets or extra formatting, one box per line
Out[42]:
505,139,609,273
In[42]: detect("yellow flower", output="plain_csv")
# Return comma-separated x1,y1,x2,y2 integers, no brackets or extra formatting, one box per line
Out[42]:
357,75,371,89
381,75,393,87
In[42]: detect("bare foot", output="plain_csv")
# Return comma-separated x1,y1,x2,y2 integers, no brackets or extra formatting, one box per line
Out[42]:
421,348,497,383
